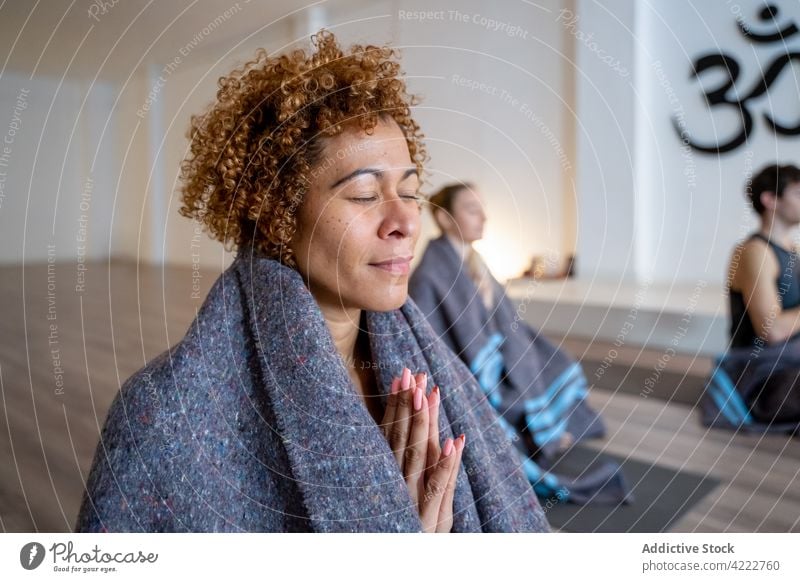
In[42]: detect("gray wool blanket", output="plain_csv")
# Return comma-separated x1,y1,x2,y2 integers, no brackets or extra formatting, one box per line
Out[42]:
74,248,551,532
409,236,631,505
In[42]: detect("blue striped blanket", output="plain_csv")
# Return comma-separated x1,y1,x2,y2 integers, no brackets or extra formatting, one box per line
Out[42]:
701,338,800,434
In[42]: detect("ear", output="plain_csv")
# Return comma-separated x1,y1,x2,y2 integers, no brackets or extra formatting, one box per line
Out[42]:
760,190,778,212
433,207,452,230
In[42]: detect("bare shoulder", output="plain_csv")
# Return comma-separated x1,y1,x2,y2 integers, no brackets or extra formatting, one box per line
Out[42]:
739,236,774,262
729,237,778,291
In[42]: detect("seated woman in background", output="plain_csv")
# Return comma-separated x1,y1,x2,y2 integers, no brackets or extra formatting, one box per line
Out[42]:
409,183,630,505
702,163,800,434
74,31,550,533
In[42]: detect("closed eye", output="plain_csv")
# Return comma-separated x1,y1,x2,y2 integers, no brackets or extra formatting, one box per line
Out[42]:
350,193,421,203
350,193,379,203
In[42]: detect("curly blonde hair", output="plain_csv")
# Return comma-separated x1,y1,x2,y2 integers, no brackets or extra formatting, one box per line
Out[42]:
178,30,427,268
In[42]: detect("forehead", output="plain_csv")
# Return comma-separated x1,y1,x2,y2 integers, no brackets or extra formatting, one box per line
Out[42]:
455,188,483,206
313,120,412,178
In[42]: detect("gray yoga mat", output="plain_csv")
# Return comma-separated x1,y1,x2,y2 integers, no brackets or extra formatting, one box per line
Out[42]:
543,445,719,532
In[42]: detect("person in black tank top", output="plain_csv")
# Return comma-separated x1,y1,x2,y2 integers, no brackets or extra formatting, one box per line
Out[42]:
729,233,800,347
727,164,800,348
720,164,800,428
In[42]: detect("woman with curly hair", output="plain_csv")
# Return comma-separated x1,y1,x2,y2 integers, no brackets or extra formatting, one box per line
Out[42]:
74,31,550,533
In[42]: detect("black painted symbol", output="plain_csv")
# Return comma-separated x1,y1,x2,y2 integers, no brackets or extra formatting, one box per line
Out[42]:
676,4,800,154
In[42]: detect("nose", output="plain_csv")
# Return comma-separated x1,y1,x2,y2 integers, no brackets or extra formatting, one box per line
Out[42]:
377,191,419,240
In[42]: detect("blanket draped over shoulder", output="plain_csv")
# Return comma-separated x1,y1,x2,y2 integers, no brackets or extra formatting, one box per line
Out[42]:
409,236,632,505
74,248,551,532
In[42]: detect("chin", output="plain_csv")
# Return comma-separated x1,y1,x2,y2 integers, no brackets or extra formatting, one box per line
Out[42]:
359,288,408,312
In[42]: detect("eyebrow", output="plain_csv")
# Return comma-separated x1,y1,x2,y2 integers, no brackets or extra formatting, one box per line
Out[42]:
329,167,418,189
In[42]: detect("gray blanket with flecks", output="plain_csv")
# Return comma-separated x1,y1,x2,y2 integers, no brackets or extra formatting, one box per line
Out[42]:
74,247,551,532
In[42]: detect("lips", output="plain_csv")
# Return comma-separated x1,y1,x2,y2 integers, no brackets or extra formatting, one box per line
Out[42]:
369,256,413,275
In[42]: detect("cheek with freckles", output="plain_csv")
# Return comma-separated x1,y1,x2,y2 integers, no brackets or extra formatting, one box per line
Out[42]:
309,213,354,287
304,208,384,307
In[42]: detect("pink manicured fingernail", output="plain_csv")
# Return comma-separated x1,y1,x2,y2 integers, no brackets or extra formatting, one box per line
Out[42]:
390,377,400,395
401,367,411,391
428,385,439,407
413,387,423,411
458,434,466,447
443,438,454,457
420,372,427,390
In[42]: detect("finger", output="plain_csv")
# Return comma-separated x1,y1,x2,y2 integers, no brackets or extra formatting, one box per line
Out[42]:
418,437,457,532
414,372,427,393
404,380,429,506
414,371,429,469
401,367,412,391
437,433,465,532
425,386,441,481
380,377,401,440
389,368,414,471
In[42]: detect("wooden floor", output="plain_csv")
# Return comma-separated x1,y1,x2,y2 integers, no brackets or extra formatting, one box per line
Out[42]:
0,260,218,532
583,389,800,532
1,261,798,532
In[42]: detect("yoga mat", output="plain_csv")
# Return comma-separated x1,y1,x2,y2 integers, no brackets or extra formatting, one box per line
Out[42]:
544,445,719,532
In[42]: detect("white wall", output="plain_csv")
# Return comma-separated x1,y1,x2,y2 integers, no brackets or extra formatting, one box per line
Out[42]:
576,0,800,284
0,73,117,266
572,0,638,282
394,0,576,281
